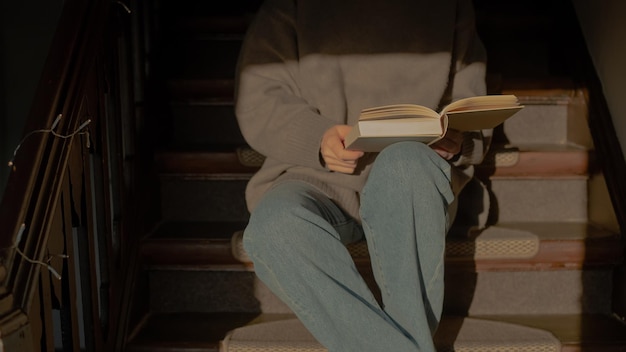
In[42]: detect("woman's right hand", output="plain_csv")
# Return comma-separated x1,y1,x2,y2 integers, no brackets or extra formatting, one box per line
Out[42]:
320,125,365,174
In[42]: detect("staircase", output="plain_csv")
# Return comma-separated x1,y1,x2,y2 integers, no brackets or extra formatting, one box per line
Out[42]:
123,0,626,351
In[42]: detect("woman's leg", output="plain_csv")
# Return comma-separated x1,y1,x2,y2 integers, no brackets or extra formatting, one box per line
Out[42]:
244,180,422,351
360,141,454,351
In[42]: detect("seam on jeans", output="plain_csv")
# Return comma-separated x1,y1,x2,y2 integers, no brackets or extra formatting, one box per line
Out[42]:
427,201,450,293
360,219,391,298
425,242,445,294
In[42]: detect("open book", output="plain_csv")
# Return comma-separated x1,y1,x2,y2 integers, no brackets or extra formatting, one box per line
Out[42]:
345,95,524,151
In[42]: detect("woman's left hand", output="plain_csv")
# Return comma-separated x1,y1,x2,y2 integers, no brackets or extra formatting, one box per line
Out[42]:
430,129,463,160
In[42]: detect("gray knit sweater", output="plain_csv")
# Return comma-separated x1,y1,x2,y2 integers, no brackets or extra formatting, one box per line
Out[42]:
235,0,490,223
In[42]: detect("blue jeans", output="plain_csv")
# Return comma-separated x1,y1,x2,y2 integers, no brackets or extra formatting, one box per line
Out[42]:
243,142,454,351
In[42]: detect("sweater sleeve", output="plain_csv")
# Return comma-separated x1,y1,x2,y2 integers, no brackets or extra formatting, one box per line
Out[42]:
235,0,336,171
449,0,492,167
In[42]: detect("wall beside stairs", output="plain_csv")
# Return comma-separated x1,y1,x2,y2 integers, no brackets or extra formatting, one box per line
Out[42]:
0,0,63,198
573,0,626,159
572,2,626,317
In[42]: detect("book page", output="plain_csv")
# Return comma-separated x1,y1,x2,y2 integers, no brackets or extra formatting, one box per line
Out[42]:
442,95,519,114
359,104,439,121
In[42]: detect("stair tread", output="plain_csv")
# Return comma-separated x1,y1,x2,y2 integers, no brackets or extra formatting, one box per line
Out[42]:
125,312,261,352
141,221,248,268
155,145,261,177
476,314,626,347
447,222,622,271
126,312,626,352
141,220,622,271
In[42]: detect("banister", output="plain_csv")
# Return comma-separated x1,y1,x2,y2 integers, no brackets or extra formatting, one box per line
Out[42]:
0,0,138,349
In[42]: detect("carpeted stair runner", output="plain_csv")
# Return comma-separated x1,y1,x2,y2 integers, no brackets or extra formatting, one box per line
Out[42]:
220,315,561,352
434,317,561,352
231,225,540,264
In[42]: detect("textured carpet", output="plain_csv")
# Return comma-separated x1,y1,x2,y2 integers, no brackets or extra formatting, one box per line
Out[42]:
220,315,561,352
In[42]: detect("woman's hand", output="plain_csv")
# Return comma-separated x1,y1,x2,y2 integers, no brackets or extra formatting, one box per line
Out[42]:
320,125,365,174
430,129,463,160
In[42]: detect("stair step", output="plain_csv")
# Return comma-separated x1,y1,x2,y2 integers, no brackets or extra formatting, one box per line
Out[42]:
147,262,613,316
445,268,612,315
158,38,242,79
155,147,260,177
156,1,263,41
476,145,592,178
164,78,242,146
142,221,622,272
155,146,592,223
449,222,622,271
222,315,564,352
125,312,261,352
159,178,249,222
125,312,626,352
489,176,589,223
148,270,285,314
500,88,591,147
155,145,588,178
142,222,619,315
141,221,249,268
162,87,590,147
168,104,245,146
479,314,626,352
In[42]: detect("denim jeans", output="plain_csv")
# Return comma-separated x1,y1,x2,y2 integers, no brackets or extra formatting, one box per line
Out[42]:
243,142,454,351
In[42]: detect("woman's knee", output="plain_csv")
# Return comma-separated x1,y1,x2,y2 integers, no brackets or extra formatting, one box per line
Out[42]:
371,142,451,186
378,142,445,173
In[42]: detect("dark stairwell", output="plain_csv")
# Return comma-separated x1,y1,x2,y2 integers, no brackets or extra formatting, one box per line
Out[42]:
111,0,626,350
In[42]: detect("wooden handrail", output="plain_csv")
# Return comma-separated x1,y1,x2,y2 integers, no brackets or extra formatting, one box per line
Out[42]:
0,0,141,349
0,0,96,302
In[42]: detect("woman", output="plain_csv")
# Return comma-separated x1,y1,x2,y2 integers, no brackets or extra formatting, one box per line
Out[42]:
235,0,489,350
